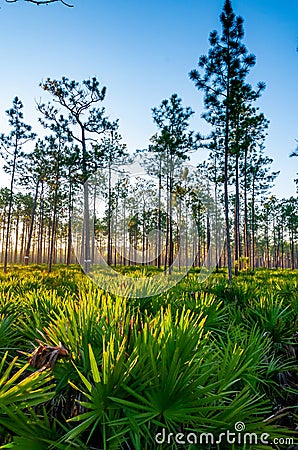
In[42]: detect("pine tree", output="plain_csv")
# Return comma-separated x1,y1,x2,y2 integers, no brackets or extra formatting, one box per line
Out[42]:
91,126,128,265
40,77,111,273
0,97,35,273
21,139,48,265
151,94,197,272
290,146,298,193
190,0,264,281
248,151,279,269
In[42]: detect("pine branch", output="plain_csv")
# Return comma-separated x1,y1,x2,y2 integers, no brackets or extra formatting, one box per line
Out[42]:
6,0,73,7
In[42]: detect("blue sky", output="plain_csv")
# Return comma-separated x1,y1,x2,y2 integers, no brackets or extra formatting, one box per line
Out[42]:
0,0,297,198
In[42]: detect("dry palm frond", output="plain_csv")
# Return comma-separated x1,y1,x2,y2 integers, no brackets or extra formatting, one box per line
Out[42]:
28,340,69,370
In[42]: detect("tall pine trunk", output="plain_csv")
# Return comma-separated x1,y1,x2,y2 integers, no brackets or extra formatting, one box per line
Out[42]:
4,149,18,273
243,145,250,265
67,181,73,266
82,127,91,273
24,179,40,265
224,103,232,282
234,153,240,276
14,213,19,263
107,164,112,266
48,190,58,273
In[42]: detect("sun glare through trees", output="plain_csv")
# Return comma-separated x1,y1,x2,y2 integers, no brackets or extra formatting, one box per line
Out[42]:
0,0,297,449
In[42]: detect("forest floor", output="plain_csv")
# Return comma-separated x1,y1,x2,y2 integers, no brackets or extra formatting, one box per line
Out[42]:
0,265,297,449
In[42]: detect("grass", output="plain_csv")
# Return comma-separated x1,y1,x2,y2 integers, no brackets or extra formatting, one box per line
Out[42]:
0,264,296,449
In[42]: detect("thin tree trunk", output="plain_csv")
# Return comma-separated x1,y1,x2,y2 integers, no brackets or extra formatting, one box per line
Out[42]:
19,218,25,263
251,179,256,271
91,182,96,264
169,163,174,273
1,211,7,263
157,162,162,268
107,164,112,266
243,146,250,265
224,46,232,282
24,179,40,265
48,191,58,273
81,126,91,273
4,150,17,273
14,214,19,263
224,120,232,282
214,158,219,272
235,153,241,274
290,229,294,270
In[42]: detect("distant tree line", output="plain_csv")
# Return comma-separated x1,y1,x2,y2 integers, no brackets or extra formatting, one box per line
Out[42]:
0,0,297,277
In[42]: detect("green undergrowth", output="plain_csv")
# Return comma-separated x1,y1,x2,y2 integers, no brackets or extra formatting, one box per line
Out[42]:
0,264,296,449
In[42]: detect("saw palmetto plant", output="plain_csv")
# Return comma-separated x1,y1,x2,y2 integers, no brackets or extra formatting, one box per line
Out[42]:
0,265,296,449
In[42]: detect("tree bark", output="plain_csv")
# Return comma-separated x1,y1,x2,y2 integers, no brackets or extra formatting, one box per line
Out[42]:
24,179,40,265
4,149,18,273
